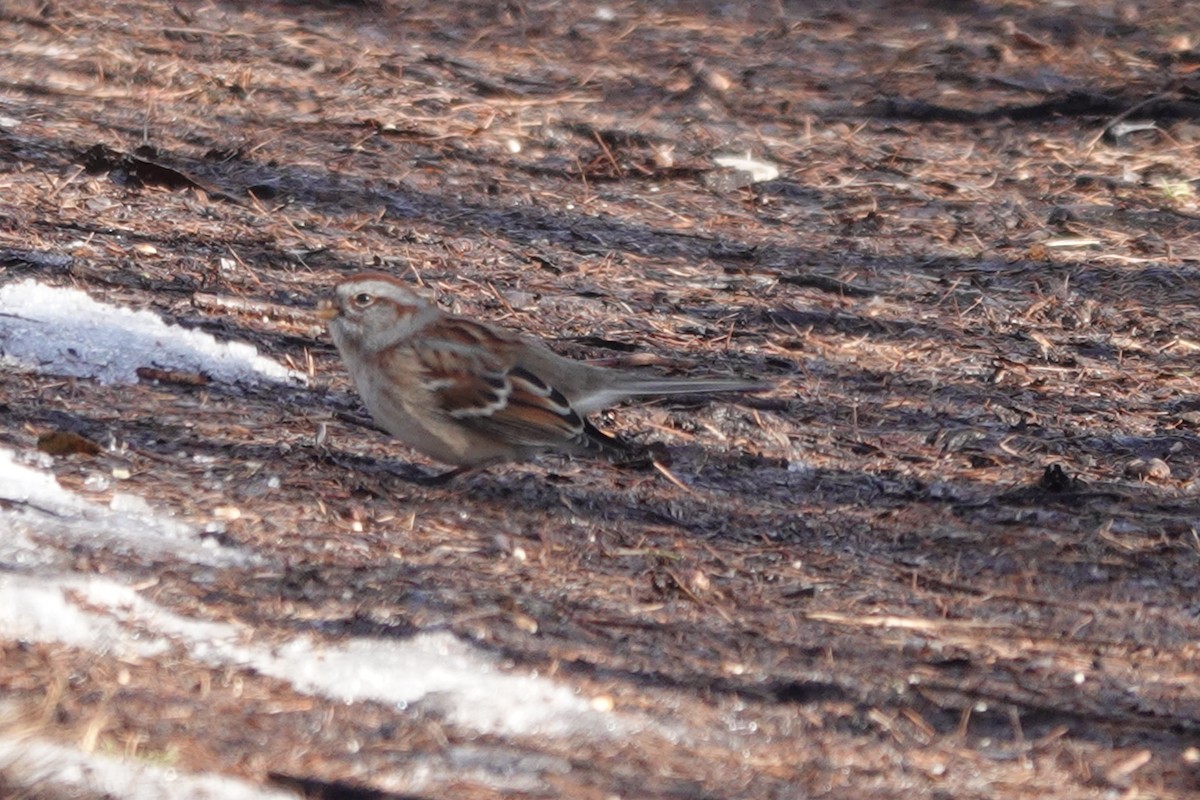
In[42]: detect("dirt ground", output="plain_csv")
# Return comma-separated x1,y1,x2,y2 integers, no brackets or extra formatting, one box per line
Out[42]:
3,0,1200,797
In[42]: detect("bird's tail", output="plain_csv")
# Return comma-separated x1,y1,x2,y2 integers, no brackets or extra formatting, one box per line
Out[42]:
575,375,770,413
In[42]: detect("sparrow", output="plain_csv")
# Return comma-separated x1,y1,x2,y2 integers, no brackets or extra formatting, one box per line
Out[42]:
317,272,768,471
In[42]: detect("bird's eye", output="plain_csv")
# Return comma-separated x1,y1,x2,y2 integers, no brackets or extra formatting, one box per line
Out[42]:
352,292,374,308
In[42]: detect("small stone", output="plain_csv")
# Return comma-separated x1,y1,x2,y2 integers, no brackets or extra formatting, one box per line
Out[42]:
590,695,614,712
1125,458,1170,481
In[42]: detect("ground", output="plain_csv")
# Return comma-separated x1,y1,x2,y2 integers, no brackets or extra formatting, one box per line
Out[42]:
1,0,1200,797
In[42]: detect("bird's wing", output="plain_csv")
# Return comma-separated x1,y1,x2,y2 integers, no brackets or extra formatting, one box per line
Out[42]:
411,319,630,457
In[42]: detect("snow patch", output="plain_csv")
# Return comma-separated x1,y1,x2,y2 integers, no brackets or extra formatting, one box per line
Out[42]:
0,735,300,800
0,448,254,569
265,634,608,738
0,279,305,386
0,574,153,656
0,571,626,740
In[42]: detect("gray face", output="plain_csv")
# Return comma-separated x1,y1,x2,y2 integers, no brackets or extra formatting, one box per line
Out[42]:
327,278,427,355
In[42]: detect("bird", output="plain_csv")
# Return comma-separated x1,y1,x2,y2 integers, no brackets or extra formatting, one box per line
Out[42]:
317,272,768,474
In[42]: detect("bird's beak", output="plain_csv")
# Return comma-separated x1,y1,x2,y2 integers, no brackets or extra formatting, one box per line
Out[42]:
315,299,339,321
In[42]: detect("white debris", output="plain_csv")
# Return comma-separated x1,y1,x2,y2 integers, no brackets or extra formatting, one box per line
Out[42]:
713,152,780,183
0,279,305,386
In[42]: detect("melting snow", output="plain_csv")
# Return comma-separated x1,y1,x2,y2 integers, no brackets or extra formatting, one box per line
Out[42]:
0,571,623,740
0,279,305,386
0,735,300,800
0,448,254,569
0,451,624,741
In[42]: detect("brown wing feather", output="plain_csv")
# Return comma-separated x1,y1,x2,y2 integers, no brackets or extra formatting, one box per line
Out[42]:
490,368,634,457
496,368,589,441
412,338,512,419
427,314,526,352
410,318,636,459
415,345,631,456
